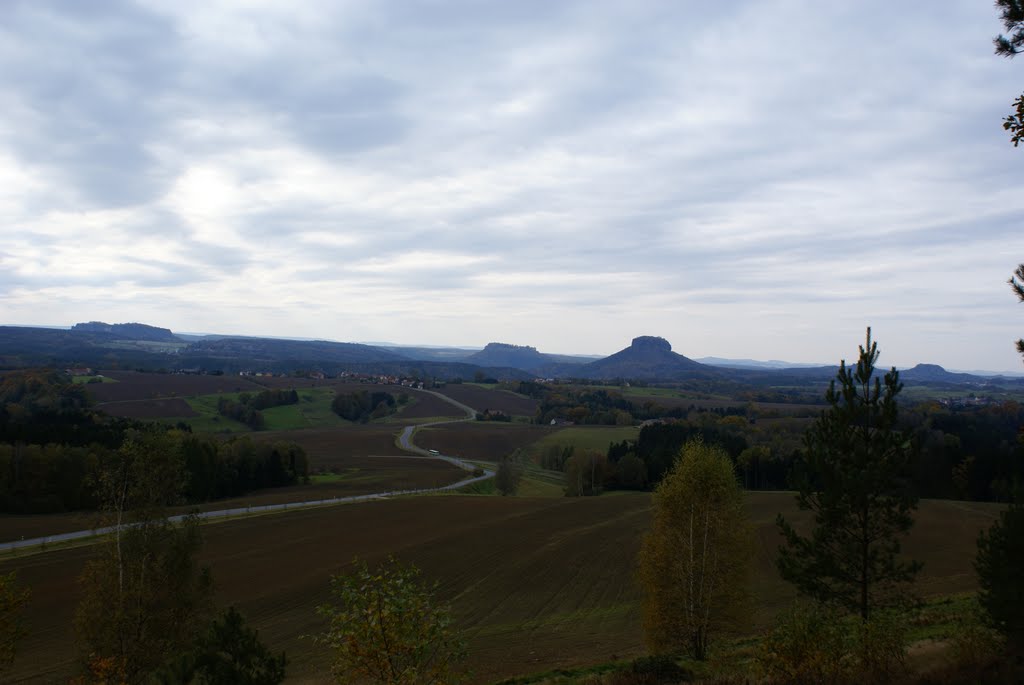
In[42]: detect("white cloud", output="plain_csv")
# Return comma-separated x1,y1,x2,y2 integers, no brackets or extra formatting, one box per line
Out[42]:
0,0,1022,370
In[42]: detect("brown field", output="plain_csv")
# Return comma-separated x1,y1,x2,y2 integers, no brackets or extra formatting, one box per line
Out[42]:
0,456,465,543
87,371,267,402
393,390,466,419
434,384,539,416
1,493,1003,684
95,397,198,419
254,425,404,467
415,422,557,461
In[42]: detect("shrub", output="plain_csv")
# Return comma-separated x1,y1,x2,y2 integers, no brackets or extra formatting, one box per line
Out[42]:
756,603,848,685
853,610,908,682
947,600,1005,670
620,655,692,684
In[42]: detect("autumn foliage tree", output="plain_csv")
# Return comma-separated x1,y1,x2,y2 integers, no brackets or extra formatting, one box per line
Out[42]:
638,439,752,660
315,558,467,685
74,430,213,683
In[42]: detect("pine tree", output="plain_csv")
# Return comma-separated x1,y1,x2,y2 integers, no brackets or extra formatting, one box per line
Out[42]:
777,328,921,620
975,495,1024,647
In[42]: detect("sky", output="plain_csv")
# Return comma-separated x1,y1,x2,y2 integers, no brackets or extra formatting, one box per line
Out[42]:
1,1,1023,372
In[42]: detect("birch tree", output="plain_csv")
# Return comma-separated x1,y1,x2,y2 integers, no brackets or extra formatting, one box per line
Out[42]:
74,430,213,683
637,439,752,660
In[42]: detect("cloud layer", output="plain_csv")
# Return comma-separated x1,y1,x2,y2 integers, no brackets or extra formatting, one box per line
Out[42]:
1,0,1022,370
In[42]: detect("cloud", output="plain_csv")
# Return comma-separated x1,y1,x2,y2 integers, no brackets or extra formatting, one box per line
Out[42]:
0,0,1022,370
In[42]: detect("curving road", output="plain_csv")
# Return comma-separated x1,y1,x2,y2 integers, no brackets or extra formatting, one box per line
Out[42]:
1,388,493,553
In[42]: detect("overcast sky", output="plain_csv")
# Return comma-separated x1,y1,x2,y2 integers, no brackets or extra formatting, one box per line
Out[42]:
1,1,1022,371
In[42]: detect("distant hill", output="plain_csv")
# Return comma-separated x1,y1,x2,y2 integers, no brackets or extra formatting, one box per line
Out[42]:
577,336,718,380
182,337,405,365
465,343,549,371
696,356,826,370
899,363,996,385
71,321,180,343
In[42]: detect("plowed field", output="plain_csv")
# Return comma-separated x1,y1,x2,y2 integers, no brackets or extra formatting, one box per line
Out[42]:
88,371,266,402
414,422,556,461
434,384,539,416
95,397,198,419
2,494,1002,684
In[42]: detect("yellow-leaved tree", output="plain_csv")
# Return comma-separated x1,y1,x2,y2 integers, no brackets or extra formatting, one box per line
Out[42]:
638,438,752,660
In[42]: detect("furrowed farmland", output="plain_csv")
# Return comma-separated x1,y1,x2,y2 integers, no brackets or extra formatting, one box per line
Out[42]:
1,493,1002,684
433,383,540,417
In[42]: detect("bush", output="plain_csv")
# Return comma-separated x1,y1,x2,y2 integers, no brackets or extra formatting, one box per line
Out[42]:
624,655,692,684
756,603,848,685
947,600,1005,670
315,557,466,685
853,610,908,682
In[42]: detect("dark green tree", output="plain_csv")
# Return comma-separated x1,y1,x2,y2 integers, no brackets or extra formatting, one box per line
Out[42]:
975,495,1024,647
995,0,1024,145
495,452,522,496
1010,265,1024,360
777,328,921,621
192,607,287,684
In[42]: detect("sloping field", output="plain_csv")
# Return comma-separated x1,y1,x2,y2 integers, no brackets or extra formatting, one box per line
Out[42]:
415,422,557,461
393,389,466,419
88,371,266,402
95,397,199,419
2,494,1002,684
0,456,465,542
434,384,539,416
254,425,403,467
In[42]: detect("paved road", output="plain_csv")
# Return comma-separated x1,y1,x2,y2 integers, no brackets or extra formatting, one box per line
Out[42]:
1,388,493,553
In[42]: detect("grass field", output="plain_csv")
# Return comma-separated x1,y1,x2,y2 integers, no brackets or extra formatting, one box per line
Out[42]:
2,493,1001,684
525,425,641,461
71,374,116,384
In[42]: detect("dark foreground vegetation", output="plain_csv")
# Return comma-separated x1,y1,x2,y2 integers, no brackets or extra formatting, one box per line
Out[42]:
0,369,309,514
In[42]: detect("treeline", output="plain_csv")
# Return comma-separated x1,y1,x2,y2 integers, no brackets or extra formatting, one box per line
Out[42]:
500,380,752,426
0,432,309,514
0,369,309,514
593,401,1024,503
216,388,299,429
331,390,402,422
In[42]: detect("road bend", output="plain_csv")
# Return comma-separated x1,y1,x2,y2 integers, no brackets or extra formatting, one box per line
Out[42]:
1,388,494,553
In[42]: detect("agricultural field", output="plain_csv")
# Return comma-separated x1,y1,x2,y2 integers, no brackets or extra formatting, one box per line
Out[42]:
88,372,464,429
253,425,408,469
94,397,198,419
414,422,557,461
434,383,539,417
524,425,641,461
86,371,267,402
0,456,465,542
1,493,1003,684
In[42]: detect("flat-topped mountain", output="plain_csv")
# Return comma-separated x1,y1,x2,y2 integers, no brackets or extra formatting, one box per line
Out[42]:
71,321,180,342
466,343,548,370
578,336,716,380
